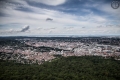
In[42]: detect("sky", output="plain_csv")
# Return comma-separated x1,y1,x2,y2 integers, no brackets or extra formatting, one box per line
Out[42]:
0,0,120,36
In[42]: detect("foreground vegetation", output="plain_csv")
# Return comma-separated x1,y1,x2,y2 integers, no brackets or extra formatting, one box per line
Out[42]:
0,56,120,80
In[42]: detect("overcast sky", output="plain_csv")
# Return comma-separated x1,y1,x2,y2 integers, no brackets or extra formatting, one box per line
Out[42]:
0,0,120,36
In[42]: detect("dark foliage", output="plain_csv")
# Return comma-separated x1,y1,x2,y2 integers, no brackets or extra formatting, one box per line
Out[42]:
0,56,120,80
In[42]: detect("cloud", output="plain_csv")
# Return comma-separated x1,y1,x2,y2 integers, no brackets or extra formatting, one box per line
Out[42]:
48,30,53,33
0,0,120,36
28,0,66,6
0,25,30,34
46,18,53,21
50,27,56,29
20,25,30,32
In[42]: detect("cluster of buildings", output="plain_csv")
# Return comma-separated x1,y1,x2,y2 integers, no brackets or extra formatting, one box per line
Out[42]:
0,37,120,64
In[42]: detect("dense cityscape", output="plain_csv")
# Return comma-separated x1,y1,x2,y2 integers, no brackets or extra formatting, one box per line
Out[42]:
0,37,120,64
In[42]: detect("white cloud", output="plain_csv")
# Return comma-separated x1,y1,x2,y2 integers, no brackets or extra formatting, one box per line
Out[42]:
28,0,66,6
93,15,106,22
0,0,120,36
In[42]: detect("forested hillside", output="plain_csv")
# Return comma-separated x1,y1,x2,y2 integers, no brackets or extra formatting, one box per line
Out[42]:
0,56,120,80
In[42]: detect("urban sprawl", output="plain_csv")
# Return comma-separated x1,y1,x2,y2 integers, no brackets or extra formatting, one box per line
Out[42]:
0,37,120,64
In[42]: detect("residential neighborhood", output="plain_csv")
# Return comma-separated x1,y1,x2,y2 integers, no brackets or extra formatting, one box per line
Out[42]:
0,37,120,64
